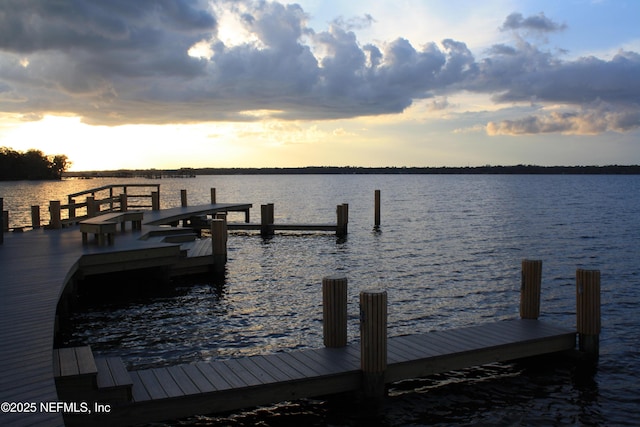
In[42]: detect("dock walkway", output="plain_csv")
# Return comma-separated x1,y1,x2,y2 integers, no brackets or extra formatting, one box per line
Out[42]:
1,201,580,427
0,202,251,427
88,319,574,426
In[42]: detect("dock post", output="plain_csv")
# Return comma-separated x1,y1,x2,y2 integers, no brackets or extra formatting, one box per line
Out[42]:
576,269,601,363
360,290,387,403
31,206,41,229
119,193,128,212
520,259,542,319
151,191,160,210
211,188,216,204
68,198,76,222
181,189,188,207
211,218,228,273
260,204,274,237
0,198,4,243
322,275,348,348
86,196,96,217
337,204,349,237
374,190,381,230
49,200,62,229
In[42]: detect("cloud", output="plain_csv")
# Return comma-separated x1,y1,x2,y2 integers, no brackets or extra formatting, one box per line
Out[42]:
487,101,640,135
0,1,638,135
500,12,567,33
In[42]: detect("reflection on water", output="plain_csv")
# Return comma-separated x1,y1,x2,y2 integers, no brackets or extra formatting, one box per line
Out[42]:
4,175,640,425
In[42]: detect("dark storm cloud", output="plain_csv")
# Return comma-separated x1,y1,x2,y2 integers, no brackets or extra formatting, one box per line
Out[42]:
0,1,638,135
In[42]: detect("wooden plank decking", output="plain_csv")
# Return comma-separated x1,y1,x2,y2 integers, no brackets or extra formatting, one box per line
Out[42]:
69,319,575,426
0,202,251,427
1,200,577,427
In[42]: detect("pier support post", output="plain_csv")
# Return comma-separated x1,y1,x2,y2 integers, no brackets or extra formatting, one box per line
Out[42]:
576,269,601,363
151,191,160,210
119,193,128,212
49,200,62,229
211,188,216,204
211,218,228,273
181,189,188,207
322,275,348,348
360,290,387,403
520,259,542,319
337,204,349,237
374,190,381,230
86,196,97,217
68,198,76,222
31,205,41,229
0,198,4,243
260,204,274,237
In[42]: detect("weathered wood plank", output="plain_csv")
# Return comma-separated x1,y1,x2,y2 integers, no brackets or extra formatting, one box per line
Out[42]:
129,371,151,402
137,369,168,400
195,362,233,391
181,363,217,393
168,365,201,395
151,367,184,398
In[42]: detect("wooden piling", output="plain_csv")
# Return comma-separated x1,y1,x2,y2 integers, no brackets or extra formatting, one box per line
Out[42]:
260,204,274,237
374,190,381,229
576,269,601,361
119,194,128,212
337,204,349,237
86,196,97,218
31,205,41,229
49,200,62,229
151,191,160,211
0,198,4,243
520,259,542,319
211,188,217,204
181,190,188,207
68,198,76,221
360,290,387,401
211,218,228,272
322,275,348,348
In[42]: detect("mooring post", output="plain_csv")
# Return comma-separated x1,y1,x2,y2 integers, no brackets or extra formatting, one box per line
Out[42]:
119,193,128,212
151,191,160,211
520,259,542,319
374,190,381,229
31,206,41,229
181,189,188,207
0,198,4,243
322,275,348,348
49,200,62,229
86,196,96,218
360,289,387,403
211,218,228,273
211,188,217,204
260,204,274,237
576,269,601,363
68,198,76,221
337,204,349,237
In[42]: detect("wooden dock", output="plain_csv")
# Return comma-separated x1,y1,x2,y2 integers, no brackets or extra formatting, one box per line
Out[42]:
0,186,599,427
62,319,575,426
0,198,253,427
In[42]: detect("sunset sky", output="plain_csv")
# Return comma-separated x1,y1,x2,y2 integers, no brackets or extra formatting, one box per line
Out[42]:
0,0,639,171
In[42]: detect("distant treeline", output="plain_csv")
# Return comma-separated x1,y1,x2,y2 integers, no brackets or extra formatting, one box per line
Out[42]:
0,147,70,180
65,165,640,178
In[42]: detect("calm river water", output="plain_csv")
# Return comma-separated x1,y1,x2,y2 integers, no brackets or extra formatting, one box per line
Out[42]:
1,174,639,426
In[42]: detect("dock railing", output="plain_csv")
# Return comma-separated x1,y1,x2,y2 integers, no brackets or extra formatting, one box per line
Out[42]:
48,184,161,228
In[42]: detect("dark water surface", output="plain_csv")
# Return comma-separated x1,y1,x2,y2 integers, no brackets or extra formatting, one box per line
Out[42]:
2,175,639,425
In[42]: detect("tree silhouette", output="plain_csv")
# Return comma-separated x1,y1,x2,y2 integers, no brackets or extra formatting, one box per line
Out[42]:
0,147,71,180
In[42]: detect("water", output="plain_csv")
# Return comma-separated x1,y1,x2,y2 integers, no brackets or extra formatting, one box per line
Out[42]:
2,174,639,426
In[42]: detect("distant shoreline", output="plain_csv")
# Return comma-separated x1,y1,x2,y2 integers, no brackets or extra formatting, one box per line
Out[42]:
62,165,640,178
